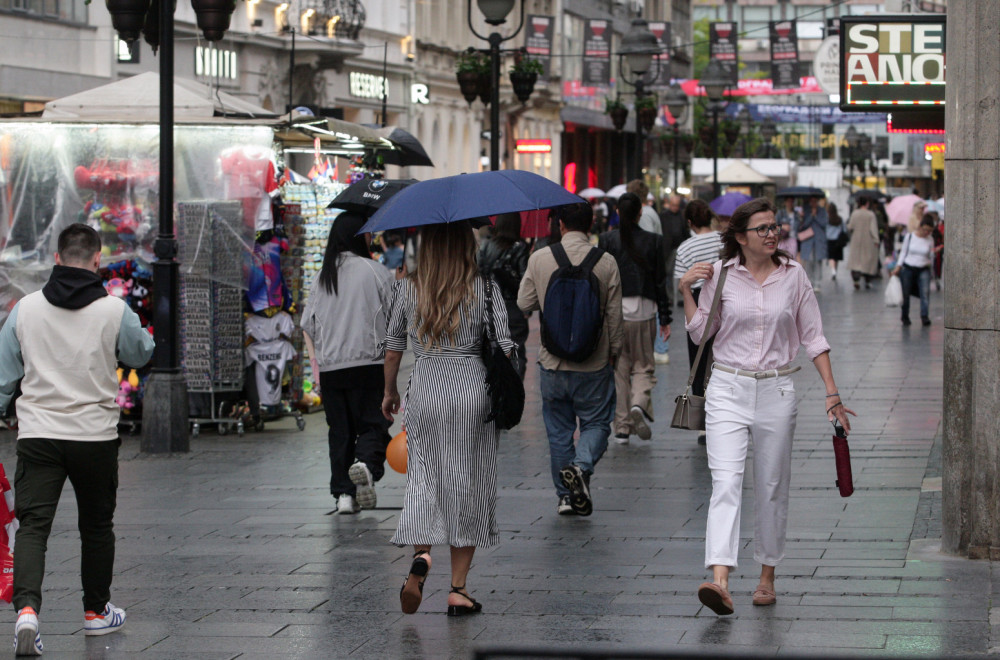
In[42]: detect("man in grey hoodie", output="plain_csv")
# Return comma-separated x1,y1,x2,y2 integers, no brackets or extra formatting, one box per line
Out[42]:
0,224,154,655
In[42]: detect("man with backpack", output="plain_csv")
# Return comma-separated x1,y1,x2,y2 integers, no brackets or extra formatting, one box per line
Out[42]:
517,203,623,517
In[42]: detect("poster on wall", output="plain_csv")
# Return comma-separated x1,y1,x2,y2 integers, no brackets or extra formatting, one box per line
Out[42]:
525,14,554,80
582,19,611,86
648,21,671,89
709,22,739,85
769,20,799,89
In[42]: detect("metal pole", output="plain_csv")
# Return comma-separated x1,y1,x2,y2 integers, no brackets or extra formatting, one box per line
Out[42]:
289,28,295,111
489,32,501,171
673,124,679,191
381,41,388,127
633,80,644,182
142,0,189,453
712,104,721,200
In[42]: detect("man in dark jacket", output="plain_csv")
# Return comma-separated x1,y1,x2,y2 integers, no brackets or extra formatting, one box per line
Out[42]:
598,193,671,445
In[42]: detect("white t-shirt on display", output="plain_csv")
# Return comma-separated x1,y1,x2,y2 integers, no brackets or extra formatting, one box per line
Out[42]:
245,339,297,406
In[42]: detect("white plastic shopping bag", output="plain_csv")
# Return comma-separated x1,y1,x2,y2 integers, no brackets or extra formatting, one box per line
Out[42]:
884,275,903,307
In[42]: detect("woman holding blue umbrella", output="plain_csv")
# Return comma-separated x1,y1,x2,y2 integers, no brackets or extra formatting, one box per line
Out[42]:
382,221,515,617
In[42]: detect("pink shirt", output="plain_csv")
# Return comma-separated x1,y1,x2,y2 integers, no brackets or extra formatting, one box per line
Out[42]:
685,257,831,371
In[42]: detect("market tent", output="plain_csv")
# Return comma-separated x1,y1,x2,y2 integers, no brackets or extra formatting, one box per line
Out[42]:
42,72,278,121
704,160,773,184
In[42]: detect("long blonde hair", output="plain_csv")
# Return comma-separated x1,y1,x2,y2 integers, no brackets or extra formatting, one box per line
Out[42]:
411,222,478,349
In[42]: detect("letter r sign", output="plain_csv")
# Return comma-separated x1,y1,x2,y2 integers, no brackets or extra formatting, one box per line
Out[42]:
411,83,430,105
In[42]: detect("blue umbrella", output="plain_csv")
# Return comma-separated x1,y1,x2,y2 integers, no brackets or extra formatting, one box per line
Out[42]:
710,192,753,217
358,170,583,234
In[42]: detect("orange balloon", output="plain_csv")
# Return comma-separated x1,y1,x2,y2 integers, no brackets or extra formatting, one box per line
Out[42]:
387,430,407,474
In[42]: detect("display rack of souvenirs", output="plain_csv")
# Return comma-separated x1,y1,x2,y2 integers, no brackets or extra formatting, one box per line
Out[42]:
279,180,347,407
244,310,306,431
99,258,154,434
177,201,247,436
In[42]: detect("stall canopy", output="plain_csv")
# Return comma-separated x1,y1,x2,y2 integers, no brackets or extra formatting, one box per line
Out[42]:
704,160,773,184
42,72,279,122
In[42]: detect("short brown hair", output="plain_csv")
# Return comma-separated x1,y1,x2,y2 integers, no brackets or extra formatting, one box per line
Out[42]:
57,223,102,265
626,179,649,199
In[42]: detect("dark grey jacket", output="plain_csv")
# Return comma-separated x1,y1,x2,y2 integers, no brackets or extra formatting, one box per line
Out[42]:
598,227,672,326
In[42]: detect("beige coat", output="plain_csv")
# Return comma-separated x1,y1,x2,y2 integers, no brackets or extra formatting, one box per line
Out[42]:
846,209,880,276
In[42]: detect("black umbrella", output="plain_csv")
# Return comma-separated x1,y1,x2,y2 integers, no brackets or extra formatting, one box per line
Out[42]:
327,178,419,215
776,186,825,198
851,189,888,203
378,127,435,167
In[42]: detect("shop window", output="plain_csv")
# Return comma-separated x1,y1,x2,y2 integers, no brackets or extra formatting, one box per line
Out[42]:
892,152,904,166
741,6,771,38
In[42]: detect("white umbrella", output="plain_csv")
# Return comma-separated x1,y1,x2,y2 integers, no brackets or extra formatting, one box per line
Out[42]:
606,184,628,199
577,187,606,199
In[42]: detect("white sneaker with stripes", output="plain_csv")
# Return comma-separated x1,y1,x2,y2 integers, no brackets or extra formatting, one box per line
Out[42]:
13,606,42,656
83,603,126,636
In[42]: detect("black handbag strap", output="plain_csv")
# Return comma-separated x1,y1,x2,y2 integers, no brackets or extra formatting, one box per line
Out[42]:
685,265,728,391
483,277,497,343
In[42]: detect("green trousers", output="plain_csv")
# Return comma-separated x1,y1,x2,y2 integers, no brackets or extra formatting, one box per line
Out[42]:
12,438,119,614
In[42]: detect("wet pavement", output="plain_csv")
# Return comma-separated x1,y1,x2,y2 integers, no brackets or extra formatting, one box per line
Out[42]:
0,268,991,659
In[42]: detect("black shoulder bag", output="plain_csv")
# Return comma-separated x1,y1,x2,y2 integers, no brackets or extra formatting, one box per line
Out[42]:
481,278,525,430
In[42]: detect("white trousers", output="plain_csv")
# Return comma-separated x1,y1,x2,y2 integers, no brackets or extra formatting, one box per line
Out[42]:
703,367,797,569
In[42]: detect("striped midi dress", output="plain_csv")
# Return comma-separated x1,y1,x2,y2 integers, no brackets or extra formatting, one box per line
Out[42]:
386,276,514,549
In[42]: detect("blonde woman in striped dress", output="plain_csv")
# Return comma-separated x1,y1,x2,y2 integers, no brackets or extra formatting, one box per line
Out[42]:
382,221,514,617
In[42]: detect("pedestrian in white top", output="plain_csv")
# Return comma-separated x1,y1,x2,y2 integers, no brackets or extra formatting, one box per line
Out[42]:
892,214,942,326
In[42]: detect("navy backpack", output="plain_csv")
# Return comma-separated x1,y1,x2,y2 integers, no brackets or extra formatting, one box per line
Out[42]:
540,243,605,363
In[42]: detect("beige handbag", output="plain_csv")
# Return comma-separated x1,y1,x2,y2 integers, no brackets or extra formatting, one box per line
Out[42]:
671,266,728,431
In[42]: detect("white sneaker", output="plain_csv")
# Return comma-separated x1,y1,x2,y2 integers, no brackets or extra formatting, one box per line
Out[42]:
629,406,652,440
614,434,630,445
348,461,377,509
83,602,125,636
14,606,42,655
336,494,359,515
654,352,670,365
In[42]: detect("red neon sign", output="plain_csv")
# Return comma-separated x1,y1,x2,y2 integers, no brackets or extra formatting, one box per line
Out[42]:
924,143,945,153
516,139,552,153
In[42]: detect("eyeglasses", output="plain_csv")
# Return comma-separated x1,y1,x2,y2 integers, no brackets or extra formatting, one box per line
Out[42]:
743,223,780,237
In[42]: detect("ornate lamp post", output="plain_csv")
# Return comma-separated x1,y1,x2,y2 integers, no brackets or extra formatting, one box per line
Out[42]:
467,0,525,171
701,59,730,200
664,82,688,192
618,18,661,182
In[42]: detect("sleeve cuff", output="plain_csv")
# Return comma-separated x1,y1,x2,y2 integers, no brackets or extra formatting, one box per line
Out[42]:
804,339,832,361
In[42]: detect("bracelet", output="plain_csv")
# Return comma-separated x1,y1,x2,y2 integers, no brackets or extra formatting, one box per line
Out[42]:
825,393,840,398
826,402,844,414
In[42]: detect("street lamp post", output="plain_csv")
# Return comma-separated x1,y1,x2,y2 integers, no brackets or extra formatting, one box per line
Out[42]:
618,18,661,182
664,83,688,192
701,59,730,200
760,118,777,159
467,0,525,171
844,124,859,193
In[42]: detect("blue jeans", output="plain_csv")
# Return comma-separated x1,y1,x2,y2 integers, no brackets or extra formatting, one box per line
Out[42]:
654,333,668,355
539,364,616,496
899,265,931,321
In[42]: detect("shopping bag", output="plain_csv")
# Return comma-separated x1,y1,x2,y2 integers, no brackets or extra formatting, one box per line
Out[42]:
832,421,854,498
884,275,903,307
0,465,17,603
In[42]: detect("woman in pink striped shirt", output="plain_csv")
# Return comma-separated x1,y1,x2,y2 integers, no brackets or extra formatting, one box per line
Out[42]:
679,197,856,616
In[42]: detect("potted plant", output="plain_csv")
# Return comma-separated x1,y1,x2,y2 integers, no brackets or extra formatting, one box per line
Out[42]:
456,50,488,106
509,51,543,104
106,0,151,42
605,96,628,132
190,0,236,41
635,95,659,132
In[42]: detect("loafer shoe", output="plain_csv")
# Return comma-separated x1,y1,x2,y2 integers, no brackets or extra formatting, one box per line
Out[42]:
697,582,734,616
752,584,777,606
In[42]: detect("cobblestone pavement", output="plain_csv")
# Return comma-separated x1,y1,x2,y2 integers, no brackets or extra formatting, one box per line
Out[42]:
0,271,992,659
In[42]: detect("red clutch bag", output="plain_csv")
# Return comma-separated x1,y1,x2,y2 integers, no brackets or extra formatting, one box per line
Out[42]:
832,422,854,498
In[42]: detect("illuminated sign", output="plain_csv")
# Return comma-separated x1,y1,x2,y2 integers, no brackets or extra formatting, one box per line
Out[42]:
516,139,552,154
349,72,389,100
887,112,945,134
410,83,429,105
195,46,238,80
840,16,945,111
924,142,945,154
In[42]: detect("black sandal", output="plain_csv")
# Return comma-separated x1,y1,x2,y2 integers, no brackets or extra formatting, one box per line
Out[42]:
446,585,482,617
400,551,430,614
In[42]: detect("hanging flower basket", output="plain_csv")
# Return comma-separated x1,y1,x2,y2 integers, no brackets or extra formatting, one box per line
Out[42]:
609,106,628,131
477,72,492,105
637,105,658,132
456,71,479,105
190,0,236,42
106,0,151,42
509,71,537,104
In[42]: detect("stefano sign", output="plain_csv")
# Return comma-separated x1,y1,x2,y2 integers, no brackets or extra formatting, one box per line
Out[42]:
840,16,946,111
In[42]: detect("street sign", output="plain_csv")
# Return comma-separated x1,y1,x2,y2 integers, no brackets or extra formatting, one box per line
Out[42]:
813,36,840,95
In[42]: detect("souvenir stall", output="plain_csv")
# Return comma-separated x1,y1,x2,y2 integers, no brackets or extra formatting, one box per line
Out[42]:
0,80,410,435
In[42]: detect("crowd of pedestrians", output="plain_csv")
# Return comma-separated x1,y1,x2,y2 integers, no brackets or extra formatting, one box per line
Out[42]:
0,182,943,651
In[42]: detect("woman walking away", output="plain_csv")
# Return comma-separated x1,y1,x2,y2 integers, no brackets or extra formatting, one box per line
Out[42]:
893,214,942,326
672,199,723,445
302,212,395,514
825,203,846,280
847,197,880,290
598,192,671,445
479,213,530,379
775,197,799,261
680,198,856,616
383,221,514,617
